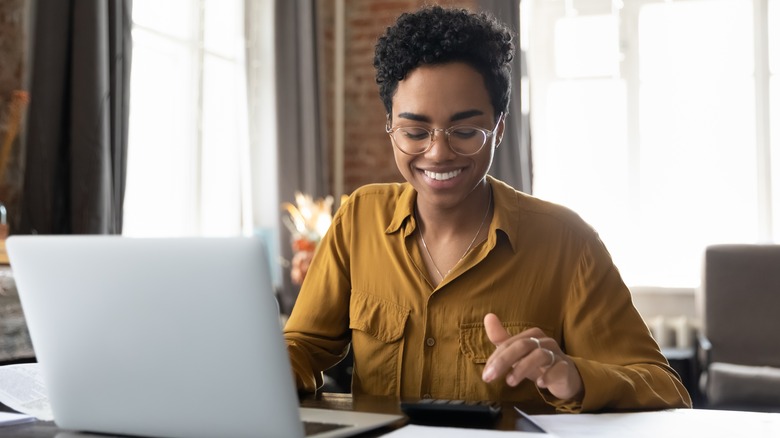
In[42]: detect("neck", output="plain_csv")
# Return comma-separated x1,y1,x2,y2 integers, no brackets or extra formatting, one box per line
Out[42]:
415,180,491,238
416,184,493,284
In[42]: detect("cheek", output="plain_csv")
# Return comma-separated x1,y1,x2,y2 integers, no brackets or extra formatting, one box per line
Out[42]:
392,152,410,180
392,148,410,170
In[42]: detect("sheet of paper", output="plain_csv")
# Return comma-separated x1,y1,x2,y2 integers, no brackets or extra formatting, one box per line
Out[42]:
0,411,35,427
381,424,558,437
529,408,780,438
0,363,53,421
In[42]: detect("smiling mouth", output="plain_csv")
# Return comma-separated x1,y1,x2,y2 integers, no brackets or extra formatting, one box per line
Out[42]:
423,169,462,181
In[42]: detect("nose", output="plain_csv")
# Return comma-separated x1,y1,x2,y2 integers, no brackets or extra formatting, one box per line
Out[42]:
425,129,456,160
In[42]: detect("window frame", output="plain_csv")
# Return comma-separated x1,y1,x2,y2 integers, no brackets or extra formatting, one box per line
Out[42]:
524,0,777,288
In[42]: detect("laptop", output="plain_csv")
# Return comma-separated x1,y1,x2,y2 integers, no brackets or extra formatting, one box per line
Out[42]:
7,235,402,438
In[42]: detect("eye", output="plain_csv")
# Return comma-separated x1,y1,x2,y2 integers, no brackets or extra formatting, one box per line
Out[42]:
399,127,429,141
449,126,480,139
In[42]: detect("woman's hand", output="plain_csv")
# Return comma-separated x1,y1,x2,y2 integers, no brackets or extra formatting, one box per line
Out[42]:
481,313,584,402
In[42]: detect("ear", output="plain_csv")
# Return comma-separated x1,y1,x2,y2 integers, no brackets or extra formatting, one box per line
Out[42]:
494,113,507,148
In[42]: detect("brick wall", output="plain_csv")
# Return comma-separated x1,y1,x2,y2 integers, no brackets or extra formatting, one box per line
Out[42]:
318,0,477,195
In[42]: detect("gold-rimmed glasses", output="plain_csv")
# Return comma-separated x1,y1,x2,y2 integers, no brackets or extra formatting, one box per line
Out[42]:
385,113,503,156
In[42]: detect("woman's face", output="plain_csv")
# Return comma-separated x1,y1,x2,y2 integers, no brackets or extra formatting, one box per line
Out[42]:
389,62,503,211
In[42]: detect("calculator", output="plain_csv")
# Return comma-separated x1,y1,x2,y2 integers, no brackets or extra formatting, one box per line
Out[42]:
400,398,502,425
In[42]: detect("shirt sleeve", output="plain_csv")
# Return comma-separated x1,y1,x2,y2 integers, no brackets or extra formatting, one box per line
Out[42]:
542,233,692,412
284,210,353,393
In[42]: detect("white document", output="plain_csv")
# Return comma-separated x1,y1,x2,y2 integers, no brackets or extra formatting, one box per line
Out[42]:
0,411,35,427
0,363,53,421
382,424,558,437
529,408,780,438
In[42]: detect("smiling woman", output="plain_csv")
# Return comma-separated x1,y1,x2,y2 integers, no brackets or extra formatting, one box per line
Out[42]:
283,5,691,412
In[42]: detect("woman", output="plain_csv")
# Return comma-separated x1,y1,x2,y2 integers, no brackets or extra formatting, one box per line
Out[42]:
284,6,691,413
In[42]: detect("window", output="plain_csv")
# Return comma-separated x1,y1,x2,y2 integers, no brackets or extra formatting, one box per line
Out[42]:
125,0,255,237
525,0,779,287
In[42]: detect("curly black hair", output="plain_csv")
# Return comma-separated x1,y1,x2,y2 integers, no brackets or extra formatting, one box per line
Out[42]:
374,6,514,121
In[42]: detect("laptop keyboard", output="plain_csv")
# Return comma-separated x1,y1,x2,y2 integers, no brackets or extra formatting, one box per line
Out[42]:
303,420,351,436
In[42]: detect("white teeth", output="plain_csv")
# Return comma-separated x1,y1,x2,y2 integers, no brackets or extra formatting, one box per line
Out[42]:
424,169,462,181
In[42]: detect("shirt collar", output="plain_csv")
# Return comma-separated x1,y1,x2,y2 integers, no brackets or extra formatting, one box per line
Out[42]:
487,175,523,254
384,176,524,253
385,182,417,235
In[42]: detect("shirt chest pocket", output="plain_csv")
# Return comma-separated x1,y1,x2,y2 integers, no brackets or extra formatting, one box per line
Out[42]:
457,321,555,400
349,291,410,396
459,322,537,363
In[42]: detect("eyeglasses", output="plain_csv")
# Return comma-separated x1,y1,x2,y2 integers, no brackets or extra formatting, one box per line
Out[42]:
385,113,503,157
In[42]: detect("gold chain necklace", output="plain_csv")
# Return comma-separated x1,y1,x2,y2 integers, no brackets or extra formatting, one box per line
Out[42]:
417,189,492,283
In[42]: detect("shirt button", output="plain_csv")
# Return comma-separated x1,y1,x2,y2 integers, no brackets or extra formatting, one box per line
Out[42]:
423,393,432,399
426,337,435,347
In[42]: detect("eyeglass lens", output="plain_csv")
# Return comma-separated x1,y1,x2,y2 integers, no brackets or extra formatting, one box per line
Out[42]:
391,126,488,155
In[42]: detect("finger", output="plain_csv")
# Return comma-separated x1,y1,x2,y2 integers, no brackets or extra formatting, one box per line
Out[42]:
483,313,511,346
485,327,547,370
483,335,539,383
483,326,549,382
504,347,555,387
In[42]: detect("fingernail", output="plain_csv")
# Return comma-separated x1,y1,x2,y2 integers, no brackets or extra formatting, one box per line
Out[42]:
482,366,495,382
506,374,517,386
536,377,545,387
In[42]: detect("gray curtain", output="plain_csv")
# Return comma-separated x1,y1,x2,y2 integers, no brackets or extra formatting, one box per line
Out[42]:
273,0,328,313
478,0,533,194
21,0,131,234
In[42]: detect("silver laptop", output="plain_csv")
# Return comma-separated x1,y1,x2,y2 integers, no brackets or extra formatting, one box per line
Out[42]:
7,236,402,438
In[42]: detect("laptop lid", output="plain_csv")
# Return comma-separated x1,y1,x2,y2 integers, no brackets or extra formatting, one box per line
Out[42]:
7,236,401,438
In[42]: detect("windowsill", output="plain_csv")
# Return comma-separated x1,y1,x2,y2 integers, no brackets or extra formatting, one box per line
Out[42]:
629,286,696,296
628,286,697,321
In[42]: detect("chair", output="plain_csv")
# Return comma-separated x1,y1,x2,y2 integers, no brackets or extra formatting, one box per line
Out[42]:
697,244,780,411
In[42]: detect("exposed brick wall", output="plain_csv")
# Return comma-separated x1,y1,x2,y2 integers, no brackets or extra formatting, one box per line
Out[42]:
0,0,30,234
318,0,478,196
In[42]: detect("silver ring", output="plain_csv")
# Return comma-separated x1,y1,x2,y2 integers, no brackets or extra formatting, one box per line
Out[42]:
528,337,541,350
545,349,556,368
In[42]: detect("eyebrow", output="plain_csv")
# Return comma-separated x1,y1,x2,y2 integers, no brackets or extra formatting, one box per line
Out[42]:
397,109,485,123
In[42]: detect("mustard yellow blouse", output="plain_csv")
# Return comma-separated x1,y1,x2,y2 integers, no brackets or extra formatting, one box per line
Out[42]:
284,176,691,413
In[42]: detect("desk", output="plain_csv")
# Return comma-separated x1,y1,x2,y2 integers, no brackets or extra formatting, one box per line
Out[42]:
0,393,533,437
2,393,780,437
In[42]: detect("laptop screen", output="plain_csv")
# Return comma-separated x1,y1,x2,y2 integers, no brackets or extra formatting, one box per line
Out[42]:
8,236,306,438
